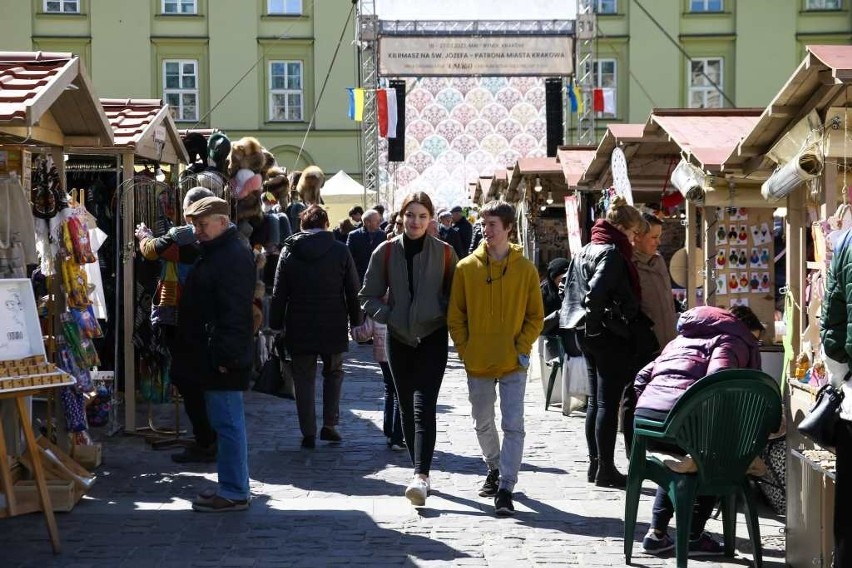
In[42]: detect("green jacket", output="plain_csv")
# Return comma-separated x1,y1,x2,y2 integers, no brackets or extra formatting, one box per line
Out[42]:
821,230,852,363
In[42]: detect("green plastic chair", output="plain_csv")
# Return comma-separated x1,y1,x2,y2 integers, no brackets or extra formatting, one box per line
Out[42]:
623,369,782,568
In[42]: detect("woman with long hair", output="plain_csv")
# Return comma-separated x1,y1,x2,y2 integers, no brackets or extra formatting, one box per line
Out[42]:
560,196,649,488
359,192,458,506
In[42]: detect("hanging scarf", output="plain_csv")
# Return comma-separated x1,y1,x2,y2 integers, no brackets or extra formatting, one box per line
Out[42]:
590,219,641,302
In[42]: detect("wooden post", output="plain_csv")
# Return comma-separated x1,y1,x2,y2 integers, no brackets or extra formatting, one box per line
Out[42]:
786,193,805,354
685,200,697,308
121,153,136,433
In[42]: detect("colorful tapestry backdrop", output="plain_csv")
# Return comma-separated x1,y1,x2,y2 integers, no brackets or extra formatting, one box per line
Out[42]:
378,77,549,211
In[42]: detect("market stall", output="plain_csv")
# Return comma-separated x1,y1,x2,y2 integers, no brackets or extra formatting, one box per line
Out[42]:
0,50,113,549
66,98,189,436
722,44,852,568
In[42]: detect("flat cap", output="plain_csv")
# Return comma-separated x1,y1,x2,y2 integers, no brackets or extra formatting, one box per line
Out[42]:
450,206,463,214
184,196,230,218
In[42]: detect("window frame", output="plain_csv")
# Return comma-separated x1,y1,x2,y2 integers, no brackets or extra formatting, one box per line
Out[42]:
43,0,80,13
687,57,725,109
592,58,618,118
161,0,197,14
593,0,618,13
163,59,200,122
268,60,304,122
689,0,723,12
266,0,302,15
804,0,842,9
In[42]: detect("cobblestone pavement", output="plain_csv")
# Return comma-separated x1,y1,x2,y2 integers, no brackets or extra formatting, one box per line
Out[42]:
1,342,785,567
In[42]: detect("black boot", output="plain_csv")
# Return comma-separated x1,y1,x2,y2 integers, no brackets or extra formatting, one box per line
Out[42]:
587,457,598,483
595,461,627,489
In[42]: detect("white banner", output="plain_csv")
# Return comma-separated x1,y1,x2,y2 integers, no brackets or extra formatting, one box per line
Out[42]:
379,35,574,77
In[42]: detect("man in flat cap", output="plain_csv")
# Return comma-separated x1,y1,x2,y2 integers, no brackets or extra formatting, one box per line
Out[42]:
179,196,256,512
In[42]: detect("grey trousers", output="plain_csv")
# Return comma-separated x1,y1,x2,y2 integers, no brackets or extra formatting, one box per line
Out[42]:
467,369,527,492
291,352,344,438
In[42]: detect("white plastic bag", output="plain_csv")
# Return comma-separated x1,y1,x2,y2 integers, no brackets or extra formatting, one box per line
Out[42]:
562,355,590,397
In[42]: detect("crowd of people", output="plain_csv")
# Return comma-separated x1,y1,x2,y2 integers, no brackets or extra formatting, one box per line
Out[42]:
136,167,782,560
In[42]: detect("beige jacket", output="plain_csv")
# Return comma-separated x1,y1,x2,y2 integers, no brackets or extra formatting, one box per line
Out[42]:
634,251,677,349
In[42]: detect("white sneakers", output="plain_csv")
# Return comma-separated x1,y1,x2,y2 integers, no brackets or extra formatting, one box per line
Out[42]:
405,475,430,506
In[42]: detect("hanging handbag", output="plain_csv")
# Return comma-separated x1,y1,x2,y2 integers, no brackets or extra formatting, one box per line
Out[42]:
252,339,295,400
798,380,847,447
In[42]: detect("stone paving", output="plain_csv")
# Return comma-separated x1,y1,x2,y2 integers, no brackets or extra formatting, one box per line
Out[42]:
1,342,786,567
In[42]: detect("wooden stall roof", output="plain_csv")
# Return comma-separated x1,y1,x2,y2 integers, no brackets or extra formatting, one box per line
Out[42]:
508,157,562,191
556,146,596,187
647,109,762,171
726,44,852,172
100,98,189,163
0,51,112,146
580,123,654,185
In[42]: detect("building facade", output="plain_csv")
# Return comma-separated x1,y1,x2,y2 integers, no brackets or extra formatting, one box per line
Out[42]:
0,0,361,176
574,0,851,140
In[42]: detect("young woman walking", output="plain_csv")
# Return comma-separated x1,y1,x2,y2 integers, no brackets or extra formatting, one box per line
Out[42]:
359,191,457,506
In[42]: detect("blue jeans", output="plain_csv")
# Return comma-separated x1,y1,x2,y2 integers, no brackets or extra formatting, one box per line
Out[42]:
204,390,249,501
467,369,527,492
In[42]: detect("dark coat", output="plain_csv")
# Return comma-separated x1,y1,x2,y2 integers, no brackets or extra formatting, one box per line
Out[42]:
439,225,466,259
822,229,852,364
346,227,386,284
270,230,361,355
175,225,257,391
468,221,483,256
453,216,473,256
634,306,761,415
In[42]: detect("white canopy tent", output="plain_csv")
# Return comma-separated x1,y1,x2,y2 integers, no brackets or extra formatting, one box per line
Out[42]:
321,170,377,224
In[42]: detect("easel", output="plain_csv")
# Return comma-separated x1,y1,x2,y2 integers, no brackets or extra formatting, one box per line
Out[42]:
0,383,73,554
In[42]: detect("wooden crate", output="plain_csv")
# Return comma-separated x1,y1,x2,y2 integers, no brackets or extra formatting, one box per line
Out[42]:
13,480,77,513
70,443,102,471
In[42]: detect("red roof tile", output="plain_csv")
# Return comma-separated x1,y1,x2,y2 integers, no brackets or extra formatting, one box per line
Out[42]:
100,98,165,147
0,52,74,123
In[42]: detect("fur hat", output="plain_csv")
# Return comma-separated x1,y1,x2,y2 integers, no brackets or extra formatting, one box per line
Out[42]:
227,136,266,177
182,132,207,164
297,165,324,205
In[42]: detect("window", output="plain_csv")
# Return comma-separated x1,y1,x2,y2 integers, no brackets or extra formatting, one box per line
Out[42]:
269,61,303,121
689,0,723,11
44,0,79,13
688,58,724,108
162,0,197,14
163,60,199,122
267,0,301,15
805,0,841,9
592,59,617,117
594,0,617,13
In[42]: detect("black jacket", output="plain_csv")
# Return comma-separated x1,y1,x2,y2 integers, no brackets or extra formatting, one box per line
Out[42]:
346,227,385,284
270,230,361,355
176,225,256,391
439,225,466,259
468,221,483,256
559,242,640,338
453,216,473,256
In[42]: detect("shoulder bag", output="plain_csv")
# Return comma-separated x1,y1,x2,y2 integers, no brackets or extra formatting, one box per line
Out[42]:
798,380,847,448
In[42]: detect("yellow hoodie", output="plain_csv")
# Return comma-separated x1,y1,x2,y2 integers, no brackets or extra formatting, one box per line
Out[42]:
448,242,544,378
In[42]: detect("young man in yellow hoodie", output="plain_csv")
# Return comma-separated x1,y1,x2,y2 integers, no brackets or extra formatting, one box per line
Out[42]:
448,200,544,516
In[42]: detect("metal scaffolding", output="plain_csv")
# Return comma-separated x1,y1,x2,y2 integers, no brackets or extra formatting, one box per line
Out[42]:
575,0,597,145
357,0,380,201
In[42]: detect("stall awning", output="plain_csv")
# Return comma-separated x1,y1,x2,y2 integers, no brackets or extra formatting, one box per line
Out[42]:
100,98,189,163
556,147,596,187
647,109,762,170
727,44,852,171
0,51,112,146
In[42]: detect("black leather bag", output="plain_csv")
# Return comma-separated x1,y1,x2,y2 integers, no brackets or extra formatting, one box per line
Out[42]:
253,341,295,400
798,382,846,447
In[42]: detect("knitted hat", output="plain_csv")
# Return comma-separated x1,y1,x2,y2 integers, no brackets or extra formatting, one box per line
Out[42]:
547,257,570,280
230,168,263,199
